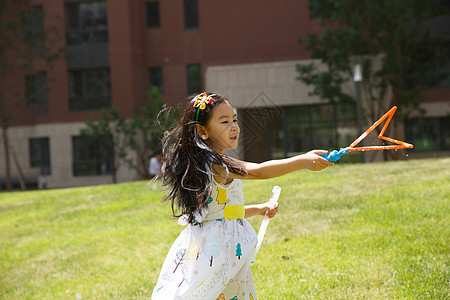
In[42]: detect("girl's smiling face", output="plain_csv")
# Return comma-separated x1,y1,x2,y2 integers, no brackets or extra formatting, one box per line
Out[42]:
199,101,239,154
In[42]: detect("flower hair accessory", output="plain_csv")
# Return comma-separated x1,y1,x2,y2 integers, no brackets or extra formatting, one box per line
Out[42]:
193,92,214,122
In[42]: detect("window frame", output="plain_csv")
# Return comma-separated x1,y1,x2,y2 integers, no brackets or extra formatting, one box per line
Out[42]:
186,64,202,95
183,0,199,29
145,1,160,29
148,66,163,93
22,5,45,53
72,135,114,177
25,71,48,116
65,1,108,45
269,103,356,158
69,67,111,111
29,137,51,175
405,116,450,151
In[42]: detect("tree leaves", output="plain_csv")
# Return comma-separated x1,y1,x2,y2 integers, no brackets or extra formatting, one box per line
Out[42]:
298,0,448,120
80,86,177,179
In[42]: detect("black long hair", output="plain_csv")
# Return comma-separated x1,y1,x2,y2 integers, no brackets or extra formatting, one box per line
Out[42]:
157,93,246,222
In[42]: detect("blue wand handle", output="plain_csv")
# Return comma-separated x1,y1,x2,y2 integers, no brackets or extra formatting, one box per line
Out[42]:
322,148,349,162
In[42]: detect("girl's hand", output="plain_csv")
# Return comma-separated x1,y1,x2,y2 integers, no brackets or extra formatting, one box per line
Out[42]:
260,201,279,218
302,150,334,171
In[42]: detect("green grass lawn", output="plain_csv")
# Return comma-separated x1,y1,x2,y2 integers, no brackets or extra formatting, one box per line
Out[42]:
1,158,449,299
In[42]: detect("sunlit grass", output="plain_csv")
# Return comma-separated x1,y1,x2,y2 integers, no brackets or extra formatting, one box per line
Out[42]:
0,158,448,299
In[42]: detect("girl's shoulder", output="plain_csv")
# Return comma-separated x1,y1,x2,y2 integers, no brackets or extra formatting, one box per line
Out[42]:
212,175,241,189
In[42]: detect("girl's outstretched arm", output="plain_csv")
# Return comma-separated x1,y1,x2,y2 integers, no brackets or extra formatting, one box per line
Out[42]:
216,150,334,180
245,202,279,218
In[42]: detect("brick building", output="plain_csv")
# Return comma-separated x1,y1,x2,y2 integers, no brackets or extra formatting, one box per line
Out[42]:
1,0,449,189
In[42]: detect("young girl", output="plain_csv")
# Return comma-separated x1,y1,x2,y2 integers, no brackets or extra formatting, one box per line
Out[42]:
152,93,333,300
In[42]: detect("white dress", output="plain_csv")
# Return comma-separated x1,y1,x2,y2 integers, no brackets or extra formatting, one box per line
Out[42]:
152,178,258,300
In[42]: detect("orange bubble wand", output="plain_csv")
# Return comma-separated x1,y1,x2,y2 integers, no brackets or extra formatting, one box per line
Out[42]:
323,106,414,161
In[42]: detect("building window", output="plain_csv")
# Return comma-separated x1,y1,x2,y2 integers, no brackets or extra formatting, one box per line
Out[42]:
187,64,201,95
433,41,450,88
184,0,199,29
22,5,44,53
270,103,356,157
69,68,111,111
146,1,160,28
72,136,114,176
29,137,51,175
405,117,450,151
286,105,338,153
25,71,48,117
149,67,163,93
308,0,320,19
404,40,450,89
65,1,108,45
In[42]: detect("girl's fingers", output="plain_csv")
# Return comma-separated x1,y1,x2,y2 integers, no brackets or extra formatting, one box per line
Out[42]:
311,149,328,156
317,156,334,165
313,157,334,169
262,199,279,217
266,203,279,218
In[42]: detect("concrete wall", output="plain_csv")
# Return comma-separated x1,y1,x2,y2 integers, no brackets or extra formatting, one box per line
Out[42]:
205,60,327,109
0,122,136,189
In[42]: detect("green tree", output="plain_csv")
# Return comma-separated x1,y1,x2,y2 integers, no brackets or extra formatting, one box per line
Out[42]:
80,107,126,183
80,86,175,181
0,0,64,190
122,86,175,178
297,0,449,160
235,243,242,260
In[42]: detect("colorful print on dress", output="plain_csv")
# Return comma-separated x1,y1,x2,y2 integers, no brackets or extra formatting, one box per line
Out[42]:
236,243,242,260
151,179,258,299
203,234,220,267
173,249,186,273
